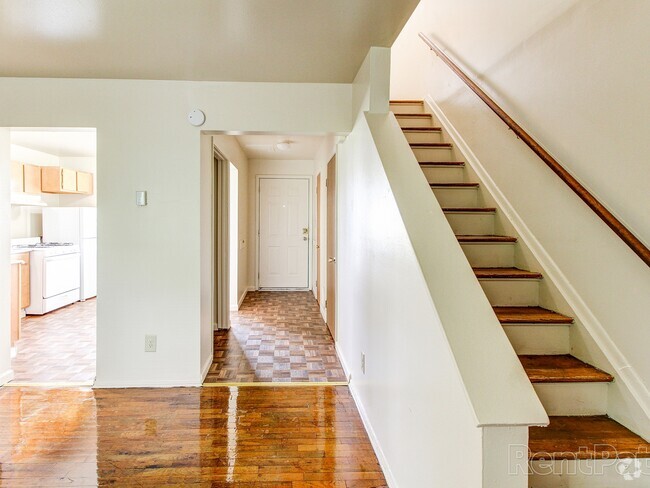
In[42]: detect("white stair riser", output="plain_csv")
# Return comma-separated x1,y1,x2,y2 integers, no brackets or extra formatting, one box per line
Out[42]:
479,279,540,306
528,459,650,488
396,115,433,127
390,103,424,114
445,212,495,235
503,324,570,355
431,187,478,207
533,383,608,416
412,146,454,161
421,166,466,183
460,243,516,267
404,131,443,143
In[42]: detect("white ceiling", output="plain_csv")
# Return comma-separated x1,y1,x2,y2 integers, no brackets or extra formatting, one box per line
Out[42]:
11,129,97,157
236,134,326,160
0,0,418,83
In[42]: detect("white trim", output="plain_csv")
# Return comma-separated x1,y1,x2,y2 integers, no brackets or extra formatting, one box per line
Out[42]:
338,350,397,487
425,94,650,420
255,175,313,290
237,288,249,308
0,368,15,386
201,355,213,382
93,378,203,388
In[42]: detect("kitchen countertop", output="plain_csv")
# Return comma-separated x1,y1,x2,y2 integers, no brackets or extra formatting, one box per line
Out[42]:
11,249,32,255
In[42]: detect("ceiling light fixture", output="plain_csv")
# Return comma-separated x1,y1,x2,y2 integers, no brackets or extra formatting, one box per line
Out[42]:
275,141,292,151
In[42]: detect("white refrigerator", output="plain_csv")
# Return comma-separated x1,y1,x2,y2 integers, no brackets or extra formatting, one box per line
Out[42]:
42,207,97,300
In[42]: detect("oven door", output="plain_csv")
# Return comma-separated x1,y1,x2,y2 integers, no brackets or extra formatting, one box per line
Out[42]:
43,252,81,299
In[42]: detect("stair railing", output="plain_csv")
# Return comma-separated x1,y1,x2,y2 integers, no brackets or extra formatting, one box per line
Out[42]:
419,32,650,267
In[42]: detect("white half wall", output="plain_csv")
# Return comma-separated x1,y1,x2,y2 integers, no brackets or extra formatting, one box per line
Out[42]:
0,77,351,387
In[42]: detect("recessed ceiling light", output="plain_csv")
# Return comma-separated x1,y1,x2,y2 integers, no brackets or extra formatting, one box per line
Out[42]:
275,141,292,151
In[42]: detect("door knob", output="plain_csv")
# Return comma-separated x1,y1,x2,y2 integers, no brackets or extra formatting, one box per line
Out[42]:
328,257,336,263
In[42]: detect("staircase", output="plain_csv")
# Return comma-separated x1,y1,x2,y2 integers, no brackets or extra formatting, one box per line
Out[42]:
390,99,650,485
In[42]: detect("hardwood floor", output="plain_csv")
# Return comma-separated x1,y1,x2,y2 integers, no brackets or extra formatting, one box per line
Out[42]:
206,292,346,384
0,385,386,487
10,300,96,384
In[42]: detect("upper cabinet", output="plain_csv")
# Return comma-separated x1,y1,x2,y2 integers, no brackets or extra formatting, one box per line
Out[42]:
11,162,43,194
11,162,94,196
23,164,42,194
41,167,93,195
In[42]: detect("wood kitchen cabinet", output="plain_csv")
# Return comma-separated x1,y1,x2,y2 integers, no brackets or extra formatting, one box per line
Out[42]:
41,167,94,195
10,162,23,193
41,167,78,193
13,252,31,309
10,262,21,347
23,164,42,194
76,171,93,194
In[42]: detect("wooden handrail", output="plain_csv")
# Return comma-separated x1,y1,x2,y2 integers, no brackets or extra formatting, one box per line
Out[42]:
419,32,650,267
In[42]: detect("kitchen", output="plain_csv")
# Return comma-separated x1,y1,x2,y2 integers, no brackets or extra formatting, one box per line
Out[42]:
9,128,97,385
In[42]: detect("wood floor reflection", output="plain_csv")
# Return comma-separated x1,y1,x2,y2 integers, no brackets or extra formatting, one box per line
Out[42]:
206,292,346,383
0,386,386,487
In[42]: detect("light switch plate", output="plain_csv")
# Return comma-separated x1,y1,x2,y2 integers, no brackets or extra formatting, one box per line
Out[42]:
136,191,147,206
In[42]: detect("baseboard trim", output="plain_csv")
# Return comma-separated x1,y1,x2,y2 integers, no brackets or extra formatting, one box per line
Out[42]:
92,378,203,388
238,288,250,308
337,350,397,487
425,94,650,422
0,368,15,386
201,355,213,382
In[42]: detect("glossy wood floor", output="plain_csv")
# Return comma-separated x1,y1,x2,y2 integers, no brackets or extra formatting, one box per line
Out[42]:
10,300,96,384
206,292,346,383
0,385,386,487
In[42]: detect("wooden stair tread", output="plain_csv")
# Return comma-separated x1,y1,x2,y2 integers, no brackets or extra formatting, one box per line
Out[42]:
519,354,613,383
390,100,423,104
401,127,442,132
473,267,543,279
419,161,465,166
394,113,432,117
494,306,573,324
457,235,517,243
430,182,479,188
529,416,650,460
411,142,452,148
443,207,496,213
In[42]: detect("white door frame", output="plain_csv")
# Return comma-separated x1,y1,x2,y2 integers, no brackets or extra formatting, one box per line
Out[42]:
213,146,230,330
255,175,313,290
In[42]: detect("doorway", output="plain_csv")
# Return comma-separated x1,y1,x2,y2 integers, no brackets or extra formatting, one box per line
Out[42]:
326,155,337,339
7,128,97,385
229,162,239,311
257,177,310,289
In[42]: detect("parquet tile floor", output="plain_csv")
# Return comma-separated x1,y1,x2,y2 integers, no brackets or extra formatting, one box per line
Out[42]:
206,291,346,383
0,385,387,487
10,299,96,384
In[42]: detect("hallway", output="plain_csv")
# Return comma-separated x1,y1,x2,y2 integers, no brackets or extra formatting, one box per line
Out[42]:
0,385,387,486
206,292,346,383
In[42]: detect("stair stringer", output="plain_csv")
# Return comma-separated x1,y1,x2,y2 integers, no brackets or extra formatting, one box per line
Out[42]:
423,95,650,441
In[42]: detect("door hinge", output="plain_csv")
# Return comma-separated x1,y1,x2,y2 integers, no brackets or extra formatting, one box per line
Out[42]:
325,178,328,188
325,299,327,309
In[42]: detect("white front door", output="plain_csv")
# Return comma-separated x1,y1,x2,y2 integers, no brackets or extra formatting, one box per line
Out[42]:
259,177,310,288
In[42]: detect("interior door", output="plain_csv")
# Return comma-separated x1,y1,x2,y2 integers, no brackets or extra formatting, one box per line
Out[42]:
326,156,336,339
259,177,310,288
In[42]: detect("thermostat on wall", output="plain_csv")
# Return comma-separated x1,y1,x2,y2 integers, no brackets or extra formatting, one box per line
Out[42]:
188,109,206,127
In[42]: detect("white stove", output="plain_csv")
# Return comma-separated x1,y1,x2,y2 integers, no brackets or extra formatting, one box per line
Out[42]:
12,239,82,315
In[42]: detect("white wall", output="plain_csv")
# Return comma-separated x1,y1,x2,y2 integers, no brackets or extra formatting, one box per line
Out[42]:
391,0,650,435
0,129,13,384
1,77,351,387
